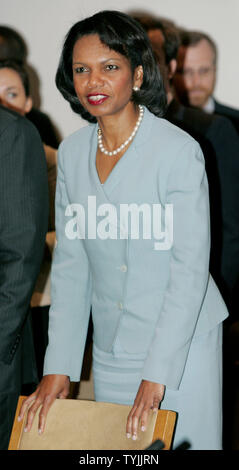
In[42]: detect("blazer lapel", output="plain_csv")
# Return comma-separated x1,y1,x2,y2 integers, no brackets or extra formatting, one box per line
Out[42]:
90,106,154,197
88,106,155,235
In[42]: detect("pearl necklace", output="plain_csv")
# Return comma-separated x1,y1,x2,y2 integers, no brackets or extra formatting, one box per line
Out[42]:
97,105,144,156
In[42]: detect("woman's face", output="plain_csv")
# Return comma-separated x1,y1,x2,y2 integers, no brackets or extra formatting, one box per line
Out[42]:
0,67,32,115
72,34,143,119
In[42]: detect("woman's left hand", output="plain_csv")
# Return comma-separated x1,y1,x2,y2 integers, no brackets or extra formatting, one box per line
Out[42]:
126,380,165,440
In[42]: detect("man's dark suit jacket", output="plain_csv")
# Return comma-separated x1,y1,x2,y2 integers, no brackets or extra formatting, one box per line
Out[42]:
0,105,48,449
165,99,239,306
213,99,239,135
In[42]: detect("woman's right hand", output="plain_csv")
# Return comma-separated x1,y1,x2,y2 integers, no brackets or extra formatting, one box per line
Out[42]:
18,374,70,434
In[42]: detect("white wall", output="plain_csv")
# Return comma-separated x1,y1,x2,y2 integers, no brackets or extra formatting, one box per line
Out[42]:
2,0,239,140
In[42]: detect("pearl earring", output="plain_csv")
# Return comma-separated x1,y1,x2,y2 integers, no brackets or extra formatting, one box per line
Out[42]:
133,86,140,91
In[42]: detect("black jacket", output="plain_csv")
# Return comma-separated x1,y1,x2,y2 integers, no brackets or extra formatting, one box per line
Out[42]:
213,99,239,134
0,105,49,364
0,105,49,448
165,99,239,303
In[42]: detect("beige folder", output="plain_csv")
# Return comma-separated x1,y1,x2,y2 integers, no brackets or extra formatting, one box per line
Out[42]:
9,396,176,450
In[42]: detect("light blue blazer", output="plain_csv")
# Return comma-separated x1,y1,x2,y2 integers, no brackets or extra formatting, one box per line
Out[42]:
44,107,228,390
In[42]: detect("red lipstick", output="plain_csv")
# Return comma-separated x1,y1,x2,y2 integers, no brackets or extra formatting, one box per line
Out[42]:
87,94,109,105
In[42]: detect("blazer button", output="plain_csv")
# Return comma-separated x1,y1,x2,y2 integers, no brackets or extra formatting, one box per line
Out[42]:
120,265,127,272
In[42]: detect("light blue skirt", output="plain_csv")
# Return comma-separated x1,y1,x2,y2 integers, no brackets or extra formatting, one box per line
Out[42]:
93,324,223,450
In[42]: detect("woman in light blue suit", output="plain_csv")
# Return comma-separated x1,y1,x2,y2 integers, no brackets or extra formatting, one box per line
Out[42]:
19,11,228,449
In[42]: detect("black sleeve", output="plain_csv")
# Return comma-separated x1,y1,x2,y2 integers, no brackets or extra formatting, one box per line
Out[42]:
0,116,49,364
207,116,239,295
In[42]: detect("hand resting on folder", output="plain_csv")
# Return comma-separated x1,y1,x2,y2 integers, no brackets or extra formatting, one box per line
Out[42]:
18,376,165,440
18,375,70,434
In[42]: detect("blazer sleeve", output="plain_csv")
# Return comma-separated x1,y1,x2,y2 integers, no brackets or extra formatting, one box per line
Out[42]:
43,143,92,381
142,140,211,390
0,116,48,364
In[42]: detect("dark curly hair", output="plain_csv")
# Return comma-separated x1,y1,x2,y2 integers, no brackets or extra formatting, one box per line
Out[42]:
0,25,27,62
55,10,167,123
0,58,30,95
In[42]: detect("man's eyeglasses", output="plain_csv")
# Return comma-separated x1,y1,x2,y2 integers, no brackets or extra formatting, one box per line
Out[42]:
176,65,215,79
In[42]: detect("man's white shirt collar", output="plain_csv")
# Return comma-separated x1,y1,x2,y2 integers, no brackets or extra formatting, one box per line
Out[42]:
203,96,215,114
